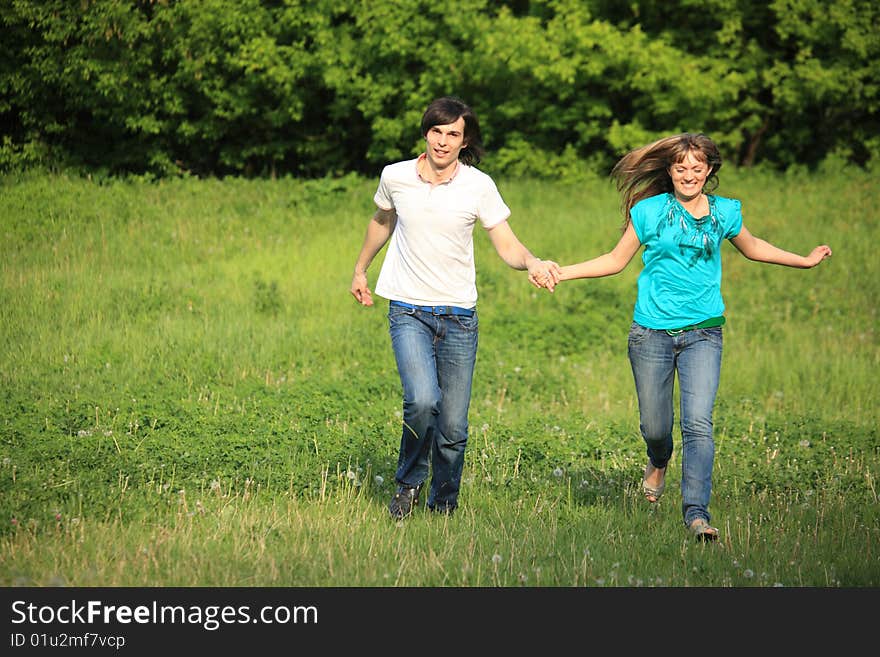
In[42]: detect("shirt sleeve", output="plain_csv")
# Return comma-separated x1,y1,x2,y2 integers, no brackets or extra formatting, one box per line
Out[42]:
372,166,393,211
477,178,511,229
723,198,743,239
629,201,647,243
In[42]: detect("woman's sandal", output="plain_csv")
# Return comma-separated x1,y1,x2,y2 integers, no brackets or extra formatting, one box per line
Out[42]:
642,464,666,503
689,518,720,542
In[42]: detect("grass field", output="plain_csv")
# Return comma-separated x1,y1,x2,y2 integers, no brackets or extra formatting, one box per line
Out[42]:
1,166,877,587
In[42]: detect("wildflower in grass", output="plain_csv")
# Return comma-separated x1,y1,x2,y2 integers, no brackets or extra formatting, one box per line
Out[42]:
2,457,10,466
54,512,62,521
595,578,605,585
492,553,502,564
514,366,521,373
518,573,528,584
481,423,489,432
210,479,221,492
11,518,17,526
773,582,784,587
103,430,113,437
374,475,384,486
553,467,563,477
70,518,80,526
744,569,754,578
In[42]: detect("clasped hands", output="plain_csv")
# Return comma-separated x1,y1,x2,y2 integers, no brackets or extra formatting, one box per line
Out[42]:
527,258,561,292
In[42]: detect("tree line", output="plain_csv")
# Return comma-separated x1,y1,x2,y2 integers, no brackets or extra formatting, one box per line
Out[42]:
2,0,877,179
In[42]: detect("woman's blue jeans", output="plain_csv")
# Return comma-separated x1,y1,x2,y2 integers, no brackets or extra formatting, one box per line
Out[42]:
388,304,478,511
627,322,723,527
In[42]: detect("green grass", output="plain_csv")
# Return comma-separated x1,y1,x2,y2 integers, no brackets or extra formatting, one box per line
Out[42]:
1,167,877,586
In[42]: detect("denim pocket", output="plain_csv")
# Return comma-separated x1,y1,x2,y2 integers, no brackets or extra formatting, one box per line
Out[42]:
627,321,651,344
388,305,416,321
453,312,478,331
697,326,723,346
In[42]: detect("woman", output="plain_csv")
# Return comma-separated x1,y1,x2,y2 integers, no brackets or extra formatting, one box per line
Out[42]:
557,133,831,541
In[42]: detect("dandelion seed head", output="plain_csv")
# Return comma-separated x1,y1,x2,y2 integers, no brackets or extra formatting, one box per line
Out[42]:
2,458,11,466
595,578,605,585
346,470,356,480
773,582,784,587
492,553,502,564
798,439,811,448
553,467,564,478
374,475,384,486
744,569,754,578
210,480,221,491
514,366,521,373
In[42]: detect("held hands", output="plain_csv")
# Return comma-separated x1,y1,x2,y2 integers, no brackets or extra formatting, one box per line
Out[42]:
804,245,833,268
350,270,374,306
527,259,562,292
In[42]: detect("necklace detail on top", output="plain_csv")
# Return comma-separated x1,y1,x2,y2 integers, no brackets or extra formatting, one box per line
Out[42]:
656,193,722,265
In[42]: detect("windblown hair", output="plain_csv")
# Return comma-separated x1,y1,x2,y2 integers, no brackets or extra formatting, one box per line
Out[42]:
611,133,722,231
420,96,485,166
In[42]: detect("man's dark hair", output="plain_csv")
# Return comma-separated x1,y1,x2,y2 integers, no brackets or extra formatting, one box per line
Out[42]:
420,96,485,166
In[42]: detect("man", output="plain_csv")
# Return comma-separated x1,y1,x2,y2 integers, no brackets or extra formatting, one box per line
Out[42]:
350,96,559,519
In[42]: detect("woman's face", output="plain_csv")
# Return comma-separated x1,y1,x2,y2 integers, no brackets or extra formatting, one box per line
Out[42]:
668,150,711,201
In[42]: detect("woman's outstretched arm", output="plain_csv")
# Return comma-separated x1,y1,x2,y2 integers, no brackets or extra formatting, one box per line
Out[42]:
558,222,642,281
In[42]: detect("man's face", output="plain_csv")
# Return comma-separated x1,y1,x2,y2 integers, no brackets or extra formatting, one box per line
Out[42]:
425,116,467,169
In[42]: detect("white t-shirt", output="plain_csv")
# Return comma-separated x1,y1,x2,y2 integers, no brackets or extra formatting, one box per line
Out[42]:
373,158,511,308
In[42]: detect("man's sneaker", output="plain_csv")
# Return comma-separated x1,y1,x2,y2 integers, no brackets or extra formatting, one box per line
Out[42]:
388,483,422,519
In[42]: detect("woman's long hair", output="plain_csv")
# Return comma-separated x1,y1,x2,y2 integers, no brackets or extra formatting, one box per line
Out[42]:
611,133,722,230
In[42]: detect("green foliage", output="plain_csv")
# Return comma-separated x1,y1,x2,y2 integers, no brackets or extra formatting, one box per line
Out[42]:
1,0,877,177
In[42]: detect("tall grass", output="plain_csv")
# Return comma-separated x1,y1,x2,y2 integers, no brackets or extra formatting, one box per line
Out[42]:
1,167,877,586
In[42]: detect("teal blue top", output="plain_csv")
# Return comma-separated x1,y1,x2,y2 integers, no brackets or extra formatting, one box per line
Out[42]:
629,193,743,329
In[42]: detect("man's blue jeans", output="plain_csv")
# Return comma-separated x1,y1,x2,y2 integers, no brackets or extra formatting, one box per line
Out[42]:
388,304,478,511
627,322,723,527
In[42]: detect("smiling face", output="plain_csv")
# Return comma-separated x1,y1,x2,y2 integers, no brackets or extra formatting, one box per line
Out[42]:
424,116,467,171
668,150,712,202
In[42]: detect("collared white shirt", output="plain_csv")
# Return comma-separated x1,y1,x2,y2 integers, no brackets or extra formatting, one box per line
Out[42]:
373,156,510,308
